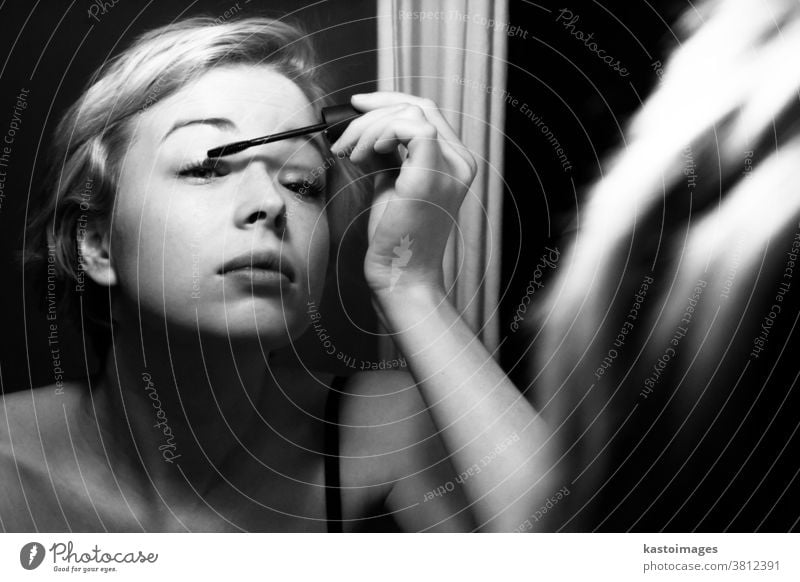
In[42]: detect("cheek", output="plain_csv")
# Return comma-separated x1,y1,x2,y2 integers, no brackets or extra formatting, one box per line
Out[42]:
109,186,205,307
308,234,329,301
292,202,330,297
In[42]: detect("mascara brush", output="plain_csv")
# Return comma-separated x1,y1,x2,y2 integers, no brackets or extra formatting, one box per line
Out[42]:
206,104,361,158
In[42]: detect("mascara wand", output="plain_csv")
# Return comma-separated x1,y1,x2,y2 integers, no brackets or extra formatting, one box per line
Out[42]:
207,104,361,158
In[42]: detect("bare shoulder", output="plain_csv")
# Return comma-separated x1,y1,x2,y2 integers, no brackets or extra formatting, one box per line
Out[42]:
0,382,88,529
0,382,84,441
0,381,87,468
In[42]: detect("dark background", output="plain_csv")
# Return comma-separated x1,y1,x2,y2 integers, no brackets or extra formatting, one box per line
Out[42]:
500,1,686,388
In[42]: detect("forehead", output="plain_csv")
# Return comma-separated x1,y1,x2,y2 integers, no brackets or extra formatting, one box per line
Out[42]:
136,65,319,144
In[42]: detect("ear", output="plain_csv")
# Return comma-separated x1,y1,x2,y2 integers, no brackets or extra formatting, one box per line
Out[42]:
78,226,117,287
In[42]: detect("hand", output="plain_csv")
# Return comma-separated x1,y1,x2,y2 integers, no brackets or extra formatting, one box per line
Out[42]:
330,92,477,298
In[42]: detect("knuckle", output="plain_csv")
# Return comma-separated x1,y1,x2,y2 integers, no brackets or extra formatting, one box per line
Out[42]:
418,97,437,110
401,103,425,118
419,123,437,139
466,152,478,175
453,157,476,184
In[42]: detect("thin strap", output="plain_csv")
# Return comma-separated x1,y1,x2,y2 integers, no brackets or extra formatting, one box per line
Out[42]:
324,375,347,533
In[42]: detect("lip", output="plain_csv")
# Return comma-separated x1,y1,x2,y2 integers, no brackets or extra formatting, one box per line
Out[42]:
218,250,296,286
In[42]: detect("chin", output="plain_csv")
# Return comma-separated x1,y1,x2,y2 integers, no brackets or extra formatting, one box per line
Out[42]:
194,304,308,344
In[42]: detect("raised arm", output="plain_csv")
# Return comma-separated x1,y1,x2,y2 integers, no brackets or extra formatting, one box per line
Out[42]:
331,93,558,531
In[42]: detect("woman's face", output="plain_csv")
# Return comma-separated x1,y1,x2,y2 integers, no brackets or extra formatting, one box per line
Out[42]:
109,65,330,344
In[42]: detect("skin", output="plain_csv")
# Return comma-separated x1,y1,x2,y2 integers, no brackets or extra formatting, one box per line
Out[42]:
0,65,557,532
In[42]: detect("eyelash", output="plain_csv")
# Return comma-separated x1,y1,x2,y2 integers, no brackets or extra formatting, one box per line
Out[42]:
177,159,326,198
177,159,226,182
284,180,326,199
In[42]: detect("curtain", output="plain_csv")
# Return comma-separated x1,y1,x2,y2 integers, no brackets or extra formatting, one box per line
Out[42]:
375,0,508,358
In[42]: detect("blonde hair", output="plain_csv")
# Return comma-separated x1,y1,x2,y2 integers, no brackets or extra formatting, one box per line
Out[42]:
25,15,368,339
535,0,800,529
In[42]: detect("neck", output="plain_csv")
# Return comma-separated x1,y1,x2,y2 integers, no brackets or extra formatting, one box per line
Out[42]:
88,315,284,497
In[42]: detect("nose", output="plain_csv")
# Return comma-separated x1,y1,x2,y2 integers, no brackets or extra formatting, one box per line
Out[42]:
233,167,287,232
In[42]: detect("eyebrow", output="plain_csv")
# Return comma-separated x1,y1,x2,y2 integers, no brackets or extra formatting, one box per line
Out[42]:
161,117,237,143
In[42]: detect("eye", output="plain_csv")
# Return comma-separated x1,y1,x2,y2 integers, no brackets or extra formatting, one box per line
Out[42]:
177,158,228,183
283,178,326,199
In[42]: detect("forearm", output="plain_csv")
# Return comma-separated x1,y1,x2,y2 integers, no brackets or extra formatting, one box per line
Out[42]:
374,284,558,531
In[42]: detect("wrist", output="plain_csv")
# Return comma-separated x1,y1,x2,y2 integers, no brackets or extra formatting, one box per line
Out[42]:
372,282,447,328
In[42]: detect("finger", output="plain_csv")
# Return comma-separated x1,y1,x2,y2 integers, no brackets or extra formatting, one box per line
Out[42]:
351,93,473,169
335,98,475,186
348,110,475,191
349,107,434,164
348,103,467,176
372,119,438,160
329,105,404,156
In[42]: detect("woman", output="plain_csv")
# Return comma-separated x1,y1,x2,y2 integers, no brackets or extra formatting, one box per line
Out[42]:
535,0,800,531
4,16,555,532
